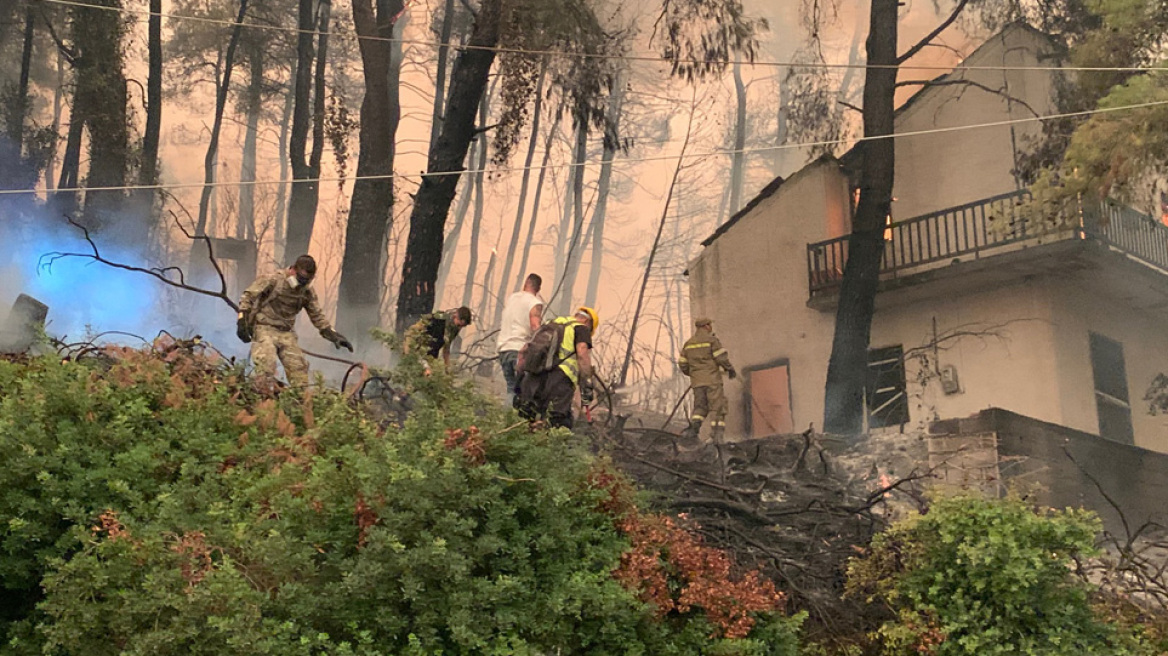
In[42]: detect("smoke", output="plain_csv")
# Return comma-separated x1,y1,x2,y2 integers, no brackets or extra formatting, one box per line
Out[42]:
0,200,240,352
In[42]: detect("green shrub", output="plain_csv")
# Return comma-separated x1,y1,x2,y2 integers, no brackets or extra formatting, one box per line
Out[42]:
846,494,1152,656
0,345,800,655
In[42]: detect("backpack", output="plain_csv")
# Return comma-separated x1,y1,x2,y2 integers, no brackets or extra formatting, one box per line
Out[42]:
522,321,569,374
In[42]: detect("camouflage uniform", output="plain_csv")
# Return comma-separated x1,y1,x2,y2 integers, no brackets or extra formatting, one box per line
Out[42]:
678,322,735,441
238,272,334,387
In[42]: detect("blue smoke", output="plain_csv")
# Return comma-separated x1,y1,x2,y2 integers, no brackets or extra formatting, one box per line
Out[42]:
26,236,160,338
0,206,176,342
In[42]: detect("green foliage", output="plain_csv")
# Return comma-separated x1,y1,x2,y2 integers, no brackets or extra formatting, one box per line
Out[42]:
0,345,800,654
846,494,1154,656
1021,0,1168,206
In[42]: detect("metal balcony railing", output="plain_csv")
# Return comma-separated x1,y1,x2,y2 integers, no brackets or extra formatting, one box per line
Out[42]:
806,190,1168,295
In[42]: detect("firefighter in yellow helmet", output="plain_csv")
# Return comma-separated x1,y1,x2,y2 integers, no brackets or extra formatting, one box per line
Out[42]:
678,317,736,442
516,306,597,429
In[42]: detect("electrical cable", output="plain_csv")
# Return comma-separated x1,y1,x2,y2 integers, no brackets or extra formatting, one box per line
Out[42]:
4,98,1166,196
37,0,1168,74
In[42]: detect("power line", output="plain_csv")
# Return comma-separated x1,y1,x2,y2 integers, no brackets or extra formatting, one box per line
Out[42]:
36,0,1168,74
4,99,1166,197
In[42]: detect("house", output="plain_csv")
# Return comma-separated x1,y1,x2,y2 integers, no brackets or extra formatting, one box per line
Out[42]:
687,24,1168,454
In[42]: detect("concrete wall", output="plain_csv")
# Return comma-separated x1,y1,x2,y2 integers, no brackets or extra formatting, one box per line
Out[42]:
1045,277,1168,453
869,281,1065,433
891,25,1061,220
934,408,1168,536
689,160,851,435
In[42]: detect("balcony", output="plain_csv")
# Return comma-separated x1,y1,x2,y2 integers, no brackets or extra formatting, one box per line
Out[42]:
806,190,1168,303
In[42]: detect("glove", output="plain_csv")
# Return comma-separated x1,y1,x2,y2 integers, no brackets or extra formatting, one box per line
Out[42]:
580,385,595,405
513,372,525,397
727,368,738,380
236,317,252,344
322,328,354,352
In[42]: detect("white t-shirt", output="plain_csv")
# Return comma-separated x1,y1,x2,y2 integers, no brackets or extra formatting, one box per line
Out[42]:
497,291,544,353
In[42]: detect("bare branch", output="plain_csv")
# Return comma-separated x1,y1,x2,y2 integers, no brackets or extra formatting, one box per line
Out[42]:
897,0,969,65
837,99,862,114
39,216,240,312
895,78,1041,118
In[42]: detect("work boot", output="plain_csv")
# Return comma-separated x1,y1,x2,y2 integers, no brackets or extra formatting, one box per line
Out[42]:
680,419,702,440
711,424,725,444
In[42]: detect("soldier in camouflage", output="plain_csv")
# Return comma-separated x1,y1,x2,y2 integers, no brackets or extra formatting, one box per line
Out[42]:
678,317,736,442
236,255,352,388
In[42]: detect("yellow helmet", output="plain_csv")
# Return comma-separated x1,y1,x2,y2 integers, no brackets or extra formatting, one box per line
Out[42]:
576,306,600,334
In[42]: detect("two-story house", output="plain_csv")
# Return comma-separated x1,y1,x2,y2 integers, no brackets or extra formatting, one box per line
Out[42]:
687,23,1168,454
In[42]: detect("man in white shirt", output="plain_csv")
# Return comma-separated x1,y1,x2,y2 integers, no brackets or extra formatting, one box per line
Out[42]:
497,273,544,404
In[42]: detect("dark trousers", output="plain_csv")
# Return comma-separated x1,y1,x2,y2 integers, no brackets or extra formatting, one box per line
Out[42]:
499,350,519,404
518,368,576,429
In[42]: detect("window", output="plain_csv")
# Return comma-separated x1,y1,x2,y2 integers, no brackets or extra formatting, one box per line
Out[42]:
1089,332,1134,444
868,345,909,429
747,362,793,437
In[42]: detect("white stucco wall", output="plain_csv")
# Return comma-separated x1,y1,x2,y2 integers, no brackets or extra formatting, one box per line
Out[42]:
1045,278,1168,453
689,160,850,435
891,25,1061,220
689,25,1168,453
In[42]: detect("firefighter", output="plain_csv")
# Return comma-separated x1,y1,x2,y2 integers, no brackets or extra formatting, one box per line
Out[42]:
407,306,472,369
678,317,736,442
516,306,597,430
236,254,353,388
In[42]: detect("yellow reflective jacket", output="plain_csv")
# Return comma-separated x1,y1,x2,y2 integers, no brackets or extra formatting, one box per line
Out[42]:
678,326,732,387
553,316,586,385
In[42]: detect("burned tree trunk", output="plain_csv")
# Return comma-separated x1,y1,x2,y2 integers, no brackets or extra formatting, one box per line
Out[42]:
429,0,456,150
134,0,162,216
283,0,319,258
551,121,587,316
620,93,697,387
336,0,406,341
73,0,129,230
394,0,501,333
0,5,35,190
585,73,626,307
728,61,746,216
494,57,548,328
274,70,295,262
434,139,476,301
460,90,490,309
238,44,263,241
194,0,250,237
512,100,563,296
822,0,897,436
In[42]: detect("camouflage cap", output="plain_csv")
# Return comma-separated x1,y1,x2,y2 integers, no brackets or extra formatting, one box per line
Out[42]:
694,317,712,327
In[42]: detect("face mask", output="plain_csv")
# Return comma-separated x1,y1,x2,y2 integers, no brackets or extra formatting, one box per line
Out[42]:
287,275,301,289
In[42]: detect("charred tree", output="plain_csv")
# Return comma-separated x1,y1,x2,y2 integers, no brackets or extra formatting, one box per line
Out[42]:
134,0,162,216
434,139,476,301
460,89,490,309
619,93,696,387
73,0,129,230
728,60,747,216
283,0,320,258
822,0,969,434
394,0,501,333
274,69,295,262
0,4,35,190
493,56,548,328
584,72,626,307
428,0,456,150
193,0,250,237
336,0,406,341
552,120,588,316
238,42,263,241
512,100,563,297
